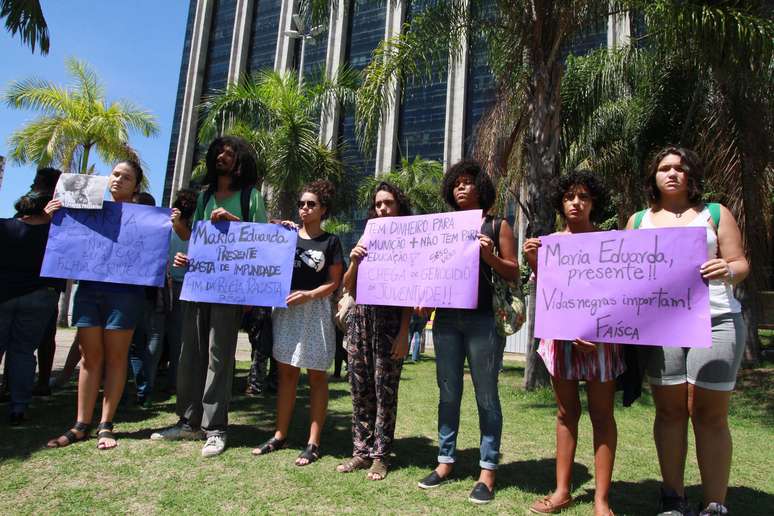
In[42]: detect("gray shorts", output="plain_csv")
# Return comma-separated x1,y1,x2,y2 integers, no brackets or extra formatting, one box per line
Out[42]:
647,313,745,391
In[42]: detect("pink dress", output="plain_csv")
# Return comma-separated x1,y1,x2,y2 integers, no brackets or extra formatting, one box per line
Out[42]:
538,339,626,382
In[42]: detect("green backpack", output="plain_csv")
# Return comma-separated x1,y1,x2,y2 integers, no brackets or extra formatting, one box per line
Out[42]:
633,203,720,229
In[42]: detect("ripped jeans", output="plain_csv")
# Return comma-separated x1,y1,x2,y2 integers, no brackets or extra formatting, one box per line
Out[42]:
433,309,504,470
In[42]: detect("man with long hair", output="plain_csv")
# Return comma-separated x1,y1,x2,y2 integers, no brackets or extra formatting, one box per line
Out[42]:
151,136,267,457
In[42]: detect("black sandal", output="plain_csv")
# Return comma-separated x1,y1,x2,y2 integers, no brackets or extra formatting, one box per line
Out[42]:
252,436,287,456
96,422,117,450
47,421,90,448
295,443,320,466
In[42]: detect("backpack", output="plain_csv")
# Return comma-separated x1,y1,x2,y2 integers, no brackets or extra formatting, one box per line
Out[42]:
633,202,720,229
202,187,253,221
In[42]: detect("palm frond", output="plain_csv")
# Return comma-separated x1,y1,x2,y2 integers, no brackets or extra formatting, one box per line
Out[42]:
1,0,48,54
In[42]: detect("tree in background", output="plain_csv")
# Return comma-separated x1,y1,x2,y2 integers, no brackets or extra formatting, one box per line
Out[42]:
358,156,446,215
1,0,48,54
196,69,358,220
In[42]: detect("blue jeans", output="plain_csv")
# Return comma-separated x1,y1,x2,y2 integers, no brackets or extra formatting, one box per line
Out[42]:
410,331,422,361
433,309,504,470
0,288,59,413
129,299,166,399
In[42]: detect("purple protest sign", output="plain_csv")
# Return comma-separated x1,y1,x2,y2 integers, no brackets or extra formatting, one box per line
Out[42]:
535,227,711,347
356,210,482,309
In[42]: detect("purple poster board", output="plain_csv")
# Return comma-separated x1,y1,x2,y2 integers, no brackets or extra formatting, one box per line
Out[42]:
180,221,297,307
40,201,172,287
535,227,711,347
356,210,482,309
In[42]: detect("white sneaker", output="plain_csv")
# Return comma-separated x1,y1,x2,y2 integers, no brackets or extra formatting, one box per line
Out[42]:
201,433,227,457
150,423,204,441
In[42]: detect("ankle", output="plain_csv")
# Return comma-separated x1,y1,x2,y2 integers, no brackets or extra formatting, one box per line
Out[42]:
435,463,453,477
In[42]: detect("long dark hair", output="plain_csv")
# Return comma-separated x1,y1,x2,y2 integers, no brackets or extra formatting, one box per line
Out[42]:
645,146,704,205
203,135,258,192
366,181,412,219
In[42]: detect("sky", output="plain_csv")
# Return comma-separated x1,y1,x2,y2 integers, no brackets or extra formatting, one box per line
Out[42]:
0,1,190,217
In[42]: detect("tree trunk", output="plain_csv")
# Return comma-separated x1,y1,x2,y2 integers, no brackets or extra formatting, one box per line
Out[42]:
57,281,72,327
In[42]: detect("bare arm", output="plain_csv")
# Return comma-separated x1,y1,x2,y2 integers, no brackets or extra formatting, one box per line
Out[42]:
702,205,749,285
481,220,520,281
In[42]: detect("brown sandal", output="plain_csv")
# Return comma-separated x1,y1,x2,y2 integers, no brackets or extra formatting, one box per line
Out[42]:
336,456,372,473
367,458,388,481
529,494,573,514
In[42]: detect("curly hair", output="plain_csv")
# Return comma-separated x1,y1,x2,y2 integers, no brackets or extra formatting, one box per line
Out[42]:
645,146,704,205
115,159,144,192
132,192,156,206
551,170,608,223
301,179,336,220
173,187,198,220
366,181,412,219
203,135,258,192
14,191,51,217
441,159,496,212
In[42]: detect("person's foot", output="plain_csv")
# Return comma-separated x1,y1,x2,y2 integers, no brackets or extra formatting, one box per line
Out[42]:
150,421,204,441
244,385,262,397
201,433,227,457
9,412,27,426
529,492,573,514
594,500,614,516
417,465,452,489
367,458,388,480
657,487,692,516
468,482,494,505
698,502,728,515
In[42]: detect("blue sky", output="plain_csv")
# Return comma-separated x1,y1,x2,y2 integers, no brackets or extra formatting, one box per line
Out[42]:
0,1,189,217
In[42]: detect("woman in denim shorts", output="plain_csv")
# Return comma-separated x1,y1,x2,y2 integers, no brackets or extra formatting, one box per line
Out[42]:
626,147,749,516
46,160,147,451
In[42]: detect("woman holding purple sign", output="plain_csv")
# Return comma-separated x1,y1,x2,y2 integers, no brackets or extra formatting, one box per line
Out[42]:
335,181,412,481
45,160,145,451
524,171,623,516
626,146,748,516
416,159,519,505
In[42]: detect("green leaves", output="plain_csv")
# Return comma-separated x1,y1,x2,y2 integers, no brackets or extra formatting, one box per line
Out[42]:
1,0,49,54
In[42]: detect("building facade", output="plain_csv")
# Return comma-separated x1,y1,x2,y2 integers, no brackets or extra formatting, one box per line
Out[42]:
163,0,627,207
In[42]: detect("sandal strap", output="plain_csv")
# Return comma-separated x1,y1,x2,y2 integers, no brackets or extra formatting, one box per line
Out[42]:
339,456,371,472
97,422,114,432
257,437,286,454
298,443,320,461
73,421,90,432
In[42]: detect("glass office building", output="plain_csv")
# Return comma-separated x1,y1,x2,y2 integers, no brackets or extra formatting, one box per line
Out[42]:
163,0,614,206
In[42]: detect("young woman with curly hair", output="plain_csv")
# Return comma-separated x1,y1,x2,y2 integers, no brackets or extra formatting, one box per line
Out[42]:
253,179,344,466
336,181,412,481
525,170,623,516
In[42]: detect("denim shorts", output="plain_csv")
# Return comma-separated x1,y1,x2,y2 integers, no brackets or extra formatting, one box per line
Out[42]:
72,287,144,330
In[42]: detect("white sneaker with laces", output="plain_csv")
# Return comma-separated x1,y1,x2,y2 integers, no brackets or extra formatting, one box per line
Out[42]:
201,434,227,457
699,502,728,516
150,424,204,441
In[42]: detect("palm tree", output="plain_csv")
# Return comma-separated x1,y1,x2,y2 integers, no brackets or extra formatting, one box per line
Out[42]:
4,57,159,176
4,57,159,326
197,68,358,219
561,1,774,362
1,0,48,54
358,155,446,214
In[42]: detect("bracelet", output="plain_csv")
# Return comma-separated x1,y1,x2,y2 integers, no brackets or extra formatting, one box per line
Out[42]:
726,265,735,283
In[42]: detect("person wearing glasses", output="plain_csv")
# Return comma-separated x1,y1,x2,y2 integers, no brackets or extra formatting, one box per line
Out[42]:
252,179,344,466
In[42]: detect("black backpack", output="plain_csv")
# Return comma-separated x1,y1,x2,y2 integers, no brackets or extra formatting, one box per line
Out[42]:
201,187,252,221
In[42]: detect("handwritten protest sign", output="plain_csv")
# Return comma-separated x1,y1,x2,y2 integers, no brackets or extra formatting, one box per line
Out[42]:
534,227,711,347
41,201,172,287
356,210,482,309
54,173,109,209
180,221,297,307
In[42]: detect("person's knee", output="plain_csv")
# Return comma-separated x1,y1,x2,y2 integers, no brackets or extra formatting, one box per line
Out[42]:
690,404,728,430
80,348,104,370
278,364,300,381
588,406,616,430
655,400,688,425
307,370,328,387
557,404,581,427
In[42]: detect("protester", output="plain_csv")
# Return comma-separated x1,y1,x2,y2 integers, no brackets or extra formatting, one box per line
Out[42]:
253,179,343,466
46,161,146,450
408,313,427,363
335,181,411,480
164,187,197,394
524,171,624,516
626,147,749,516
0,191,65,425
151,135,267,458
243,306,277,396
128,192,168,407
416,159,519,505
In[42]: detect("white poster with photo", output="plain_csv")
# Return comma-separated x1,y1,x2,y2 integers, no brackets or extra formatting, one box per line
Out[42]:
53,173,109,209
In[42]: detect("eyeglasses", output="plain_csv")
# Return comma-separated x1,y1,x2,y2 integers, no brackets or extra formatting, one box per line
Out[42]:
297,200,317,209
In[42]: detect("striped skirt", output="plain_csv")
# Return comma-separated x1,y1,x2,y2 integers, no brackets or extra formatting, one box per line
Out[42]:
538,339,626,382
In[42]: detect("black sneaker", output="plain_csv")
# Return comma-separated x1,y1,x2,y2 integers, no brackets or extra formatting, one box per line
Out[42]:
417,470,449,489
468,482,494,505
657,487,693,516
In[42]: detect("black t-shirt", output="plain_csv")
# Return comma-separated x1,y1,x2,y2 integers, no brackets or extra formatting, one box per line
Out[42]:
0,218,66,303
290,232,343,291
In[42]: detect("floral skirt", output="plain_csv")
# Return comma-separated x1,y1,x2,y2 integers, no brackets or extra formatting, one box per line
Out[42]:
538,339,626,382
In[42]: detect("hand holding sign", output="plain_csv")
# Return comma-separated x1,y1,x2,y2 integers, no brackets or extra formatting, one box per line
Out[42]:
53,173,109,209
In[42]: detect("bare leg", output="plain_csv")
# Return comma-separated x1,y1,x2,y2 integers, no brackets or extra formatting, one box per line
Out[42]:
273,362,300,440
689,384,732,505
52,335,81,387
652,384,689,496
548,376,582,505
295,368,328,466
478,468,496,490
97,329,133,449
587,380,617,516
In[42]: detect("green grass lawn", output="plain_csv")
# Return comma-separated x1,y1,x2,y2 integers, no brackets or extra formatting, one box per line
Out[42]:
1,356,772,515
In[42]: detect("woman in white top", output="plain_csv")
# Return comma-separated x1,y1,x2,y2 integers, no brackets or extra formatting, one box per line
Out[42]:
626,146,749,516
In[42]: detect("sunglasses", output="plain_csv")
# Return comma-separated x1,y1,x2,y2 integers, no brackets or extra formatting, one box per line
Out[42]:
297,200,317,209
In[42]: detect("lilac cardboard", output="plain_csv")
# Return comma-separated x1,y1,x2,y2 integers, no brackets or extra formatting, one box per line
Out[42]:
356,210,482,309
535,227,711,347
180,221,297,307
40,201,172,287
